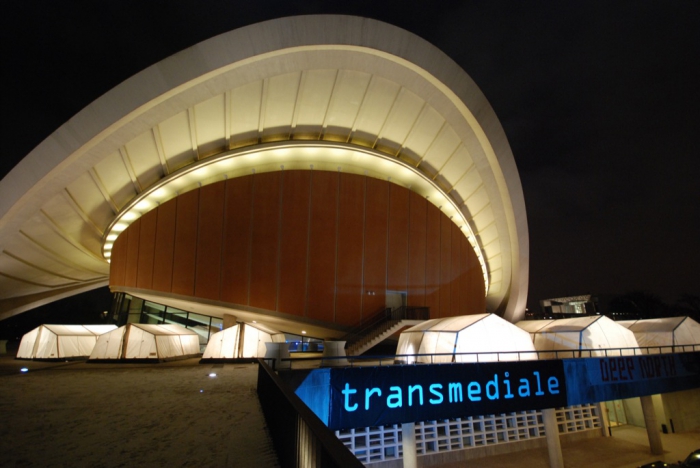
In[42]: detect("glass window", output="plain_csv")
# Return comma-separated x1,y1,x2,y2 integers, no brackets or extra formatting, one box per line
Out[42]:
186,313,212,350
211,317,223,333
142,301,165,324
285,333,302,352
164,307,188,326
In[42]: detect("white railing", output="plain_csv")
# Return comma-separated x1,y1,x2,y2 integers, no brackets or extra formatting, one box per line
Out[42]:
336,404,601,464
275,344,700,369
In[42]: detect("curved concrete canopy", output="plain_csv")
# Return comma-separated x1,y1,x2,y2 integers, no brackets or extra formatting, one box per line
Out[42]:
0,15,528,322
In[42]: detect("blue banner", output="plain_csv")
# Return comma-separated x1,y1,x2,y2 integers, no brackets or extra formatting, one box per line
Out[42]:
285,352,700,430
563,352,700,405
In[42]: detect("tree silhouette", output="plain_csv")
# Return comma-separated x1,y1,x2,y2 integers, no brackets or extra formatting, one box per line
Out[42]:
609,291,668,319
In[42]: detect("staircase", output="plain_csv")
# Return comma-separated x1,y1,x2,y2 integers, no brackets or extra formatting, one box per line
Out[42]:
344,320,409,356
343,306,429,356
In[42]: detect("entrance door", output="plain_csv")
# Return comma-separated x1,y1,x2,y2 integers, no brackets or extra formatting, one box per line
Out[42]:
607,399,628,426
385,291,406,310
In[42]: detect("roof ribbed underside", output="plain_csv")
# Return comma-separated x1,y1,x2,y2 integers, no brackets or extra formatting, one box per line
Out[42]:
0,16,527,321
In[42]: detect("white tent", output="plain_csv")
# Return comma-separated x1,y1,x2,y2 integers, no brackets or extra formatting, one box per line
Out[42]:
17,324,117,360
618,316,700,353
202,322,285,359
89,324,200,361
516,316,639,358
396,313,537,364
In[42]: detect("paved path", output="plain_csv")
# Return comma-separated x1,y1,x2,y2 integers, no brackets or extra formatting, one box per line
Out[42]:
439,425,699,468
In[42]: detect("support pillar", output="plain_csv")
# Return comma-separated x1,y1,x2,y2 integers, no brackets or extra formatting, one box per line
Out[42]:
401,422,417,468
223,314,237,329
640,395,663,455
597,402,611,437
321,341,349,367
543,408,564,468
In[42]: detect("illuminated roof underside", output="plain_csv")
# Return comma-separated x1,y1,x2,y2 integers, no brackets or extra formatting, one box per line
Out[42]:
0,16,528,322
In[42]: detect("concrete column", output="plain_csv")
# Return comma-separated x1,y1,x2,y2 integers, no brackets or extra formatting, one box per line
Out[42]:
263,342,290,369
223,314,237,329
543,408,564,468
321,341,350,367
597,402,611,436
401,422,417,468
640,395,663,455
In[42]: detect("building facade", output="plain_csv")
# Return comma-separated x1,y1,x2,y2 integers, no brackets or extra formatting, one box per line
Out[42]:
0,15,528,339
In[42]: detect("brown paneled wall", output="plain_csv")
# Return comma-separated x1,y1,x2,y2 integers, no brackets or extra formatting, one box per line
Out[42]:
110,171,486,326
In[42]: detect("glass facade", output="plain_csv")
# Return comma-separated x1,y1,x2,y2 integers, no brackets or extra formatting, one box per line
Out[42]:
284,333,324,352
111,293,223,352
111,293,319,353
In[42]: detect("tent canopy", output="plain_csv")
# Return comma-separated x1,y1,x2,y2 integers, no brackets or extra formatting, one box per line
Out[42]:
516,316,639,357
203,322,285,359
617,316,700,352
89,323,200,361
17,324,117,360
396,313,537,363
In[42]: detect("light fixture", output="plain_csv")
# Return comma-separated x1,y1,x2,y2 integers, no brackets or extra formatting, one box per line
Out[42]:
301,330,306,334
99,141,489,295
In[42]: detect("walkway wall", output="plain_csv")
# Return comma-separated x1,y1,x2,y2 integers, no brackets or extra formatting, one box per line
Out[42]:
110,171,486,327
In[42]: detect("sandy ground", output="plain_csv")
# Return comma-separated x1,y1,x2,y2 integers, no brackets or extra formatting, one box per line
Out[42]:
0,356,279,467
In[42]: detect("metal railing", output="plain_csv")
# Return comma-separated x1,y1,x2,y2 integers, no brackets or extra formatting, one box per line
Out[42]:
275,344,700,369
256,359,364,468
341,306,429,350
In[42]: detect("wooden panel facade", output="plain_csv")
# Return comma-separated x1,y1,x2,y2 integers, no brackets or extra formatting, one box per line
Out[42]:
194,182,225,300
407,191,427,307
109,228,127,287
278,171,311,317
387,184,409,293
136,210,157,290
335,173,365,326
306,171,338,323
124,218,140,288
220,176,252,305
152,199,176,292
439,215,452,318
109,170,486,328
424,203,441,316
249,172,281,311
171,189,199,296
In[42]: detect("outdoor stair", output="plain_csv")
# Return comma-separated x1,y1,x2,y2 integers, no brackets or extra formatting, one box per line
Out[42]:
341,305,430,356
345,319,420,356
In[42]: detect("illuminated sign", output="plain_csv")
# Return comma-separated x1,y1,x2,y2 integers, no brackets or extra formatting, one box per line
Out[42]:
564,352,700,405
292,360,567,430
287,352,700,430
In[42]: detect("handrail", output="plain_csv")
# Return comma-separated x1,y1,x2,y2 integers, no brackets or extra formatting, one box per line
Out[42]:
256,359,364,467
341,306,430,349
339,307,391,346
280,344,700,369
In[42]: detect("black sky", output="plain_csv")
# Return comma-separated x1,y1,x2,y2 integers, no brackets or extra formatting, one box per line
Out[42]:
2,1,699,313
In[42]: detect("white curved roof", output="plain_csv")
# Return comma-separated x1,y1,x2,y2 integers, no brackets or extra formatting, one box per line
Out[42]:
0,16,528,322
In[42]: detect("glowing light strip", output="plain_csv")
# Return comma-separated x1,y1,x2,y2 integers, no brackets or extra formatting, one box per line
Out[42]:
101,142,490,295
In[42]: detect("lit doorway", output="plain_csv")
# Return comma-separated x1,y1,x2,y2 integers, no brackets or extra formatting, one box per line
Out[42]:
386,290,407,310
607,400,628,426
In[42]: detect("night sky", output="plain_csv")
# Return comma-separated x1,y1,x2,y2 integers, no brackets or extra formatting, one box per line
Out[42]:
2,1,699,317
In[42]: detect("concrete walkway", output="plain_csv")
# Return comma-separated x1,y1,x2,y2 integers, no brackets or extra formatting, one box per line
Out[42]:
438,425,699,468
0,356,279,467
